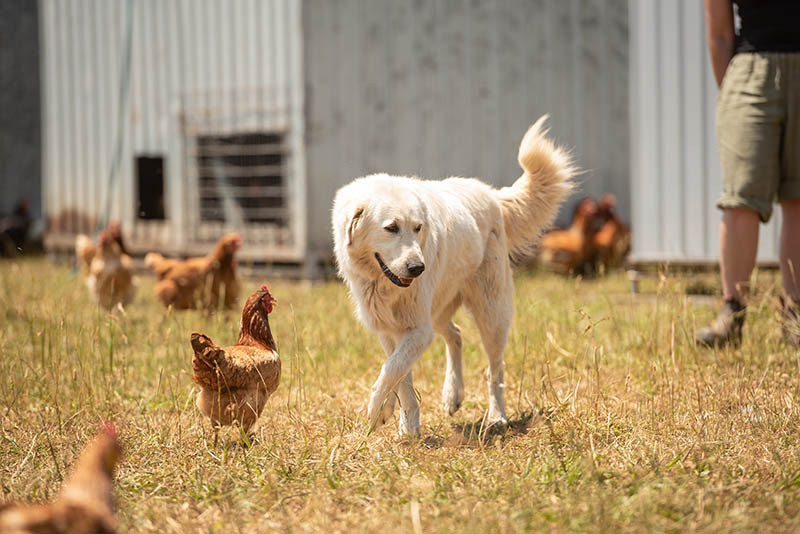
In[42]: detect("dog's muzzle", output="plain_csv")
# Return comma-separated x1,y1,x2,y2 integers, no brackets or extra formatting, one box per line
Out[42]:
375,253,414,288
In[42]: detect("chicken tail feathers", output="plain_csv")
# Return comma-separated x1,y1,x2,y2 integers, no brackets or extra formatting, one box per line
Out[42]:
191,332,225,390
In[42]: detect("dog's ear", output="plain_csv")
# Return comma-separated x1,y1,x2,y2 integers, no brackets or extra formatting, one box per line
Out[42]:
346,206,365,246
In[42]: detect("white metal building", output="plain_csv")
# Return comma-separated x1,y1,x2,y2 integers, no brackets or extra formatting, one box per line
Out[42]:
39,0,629,269
629,0,782,264
41,0,306,261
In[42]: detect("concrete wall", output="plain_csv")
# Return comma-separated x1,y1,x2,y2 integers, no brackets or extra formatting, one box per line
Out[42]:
303,0,629,256
0,0,41,219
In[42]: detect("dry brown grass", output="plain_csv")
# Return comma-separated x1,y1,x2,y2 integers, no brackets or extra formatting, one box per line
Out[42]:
1,258,799,533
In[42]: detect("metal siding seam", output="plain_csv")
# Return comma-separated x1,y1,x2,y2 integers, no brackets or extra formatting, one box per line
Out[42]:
289,0,307,259
654,0,663,254
132,1,143,155
59,0,73,221
104,1,117,217
704,25,720,262
39,0,53,220
80,0,93,215
571,0,582,190
155,0,169,153
219,0,230,129
90,1,103,215
678,0,686,256
680,0,702,257
277,0,288,128
65,0,77,222
628,0,640,257
146,0,157,151
702,8,714,260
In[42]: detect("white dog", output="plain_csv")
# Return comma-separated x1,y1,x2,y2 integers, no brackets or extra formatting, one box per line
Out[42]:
332,116,575,437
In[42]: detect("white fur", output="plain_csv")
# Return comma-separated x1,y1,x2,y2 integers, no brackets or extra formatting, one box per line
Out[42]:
332,116,575,437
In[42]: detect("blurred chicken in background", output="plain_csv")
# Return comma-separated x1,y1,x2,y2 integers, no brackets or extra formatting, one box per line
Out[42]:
146,233,241,310
592,193,631,274
538,194,631,276
75,224,137,309
538,197,598,275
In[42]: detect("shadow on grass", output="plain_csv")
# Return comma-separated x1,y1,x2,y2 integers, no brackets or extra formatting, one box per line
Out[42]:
423,409,545,449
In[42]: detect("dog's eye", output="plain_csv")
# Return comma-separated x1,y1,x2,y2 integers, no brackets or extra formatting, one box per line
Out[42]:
384,224,399,234
414,224,422,233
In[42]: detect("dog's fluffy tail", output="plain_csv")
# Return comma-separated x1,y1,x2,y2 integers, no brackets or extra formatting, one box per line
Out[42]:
495,115,576,262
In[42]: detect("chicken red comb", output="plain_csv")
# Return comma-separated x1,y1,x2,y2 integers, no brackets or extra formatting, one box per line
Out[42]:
101,421,117,437
258,284,276,312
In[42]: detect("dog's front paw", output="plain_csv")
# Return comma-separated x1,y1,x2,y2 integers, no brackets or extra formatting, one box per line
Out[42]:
397,417,420,439
486,408,508,429
487,415,508,428
442,377,465,416
397,405,421,439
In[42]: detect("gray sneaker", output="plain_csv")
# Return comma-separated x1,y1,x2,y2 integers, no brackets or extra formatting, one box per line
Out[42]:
696,299,746,348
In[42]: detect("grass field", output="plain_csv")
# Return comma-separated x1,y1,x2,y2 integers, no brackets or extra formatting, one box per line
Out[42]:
2,257,800,533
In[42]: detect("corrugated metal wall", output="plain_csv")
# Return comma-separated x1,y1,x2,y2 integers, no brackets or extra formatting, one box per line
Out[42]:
629,0,781,263
40,0,306,261
303,0,629,257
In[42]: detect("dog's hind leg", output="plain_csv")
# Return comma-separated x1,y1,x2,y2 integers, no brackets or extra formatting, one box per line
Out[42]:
436,319,464,415
472,303,512,426
465,262,513,426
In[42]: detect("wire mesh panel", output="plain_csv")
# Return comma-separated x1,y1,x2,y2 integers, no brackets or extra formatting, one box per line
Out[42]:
180,87,299,260
196,132,288,225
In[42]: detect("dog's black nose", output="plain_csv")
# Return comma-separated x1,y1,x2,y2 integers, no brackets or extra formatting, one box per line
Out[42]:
406,262,425,277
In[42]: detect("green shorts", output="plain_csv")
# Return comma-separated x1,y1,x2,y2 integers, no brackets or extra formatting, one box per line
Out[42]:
716,52,800,222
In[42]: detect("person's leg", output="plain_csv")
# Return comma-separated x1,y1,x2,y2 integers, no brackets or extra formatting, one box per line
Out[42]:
696,208,757,348
779,200,800,302
720,207,760,302
779,200,800,347
776,52,800,346
698,53,781,348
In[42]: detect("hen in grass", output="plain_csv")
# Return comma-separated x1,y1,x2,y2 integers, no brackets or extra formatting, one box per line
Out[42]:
0,423,122,534
592,193,631,273
75,228,136,309
538,197,598,275
147,232,241,310
191,285,281,432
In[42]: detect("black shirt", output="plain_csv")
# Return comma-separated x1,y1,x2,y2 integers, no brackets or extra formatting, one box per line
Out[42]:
734,0,800,53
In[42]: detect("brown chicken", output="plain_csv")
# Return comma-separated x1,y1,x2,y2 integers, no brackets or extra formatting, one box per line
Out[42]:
75,229,137,309
75,222,128,274
146,233,241,310
143,252,180,280
592,194,631,273
0,423,122,534
208,234,241,310
538,197,598,274
191,285,281,432
75,233,96,275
